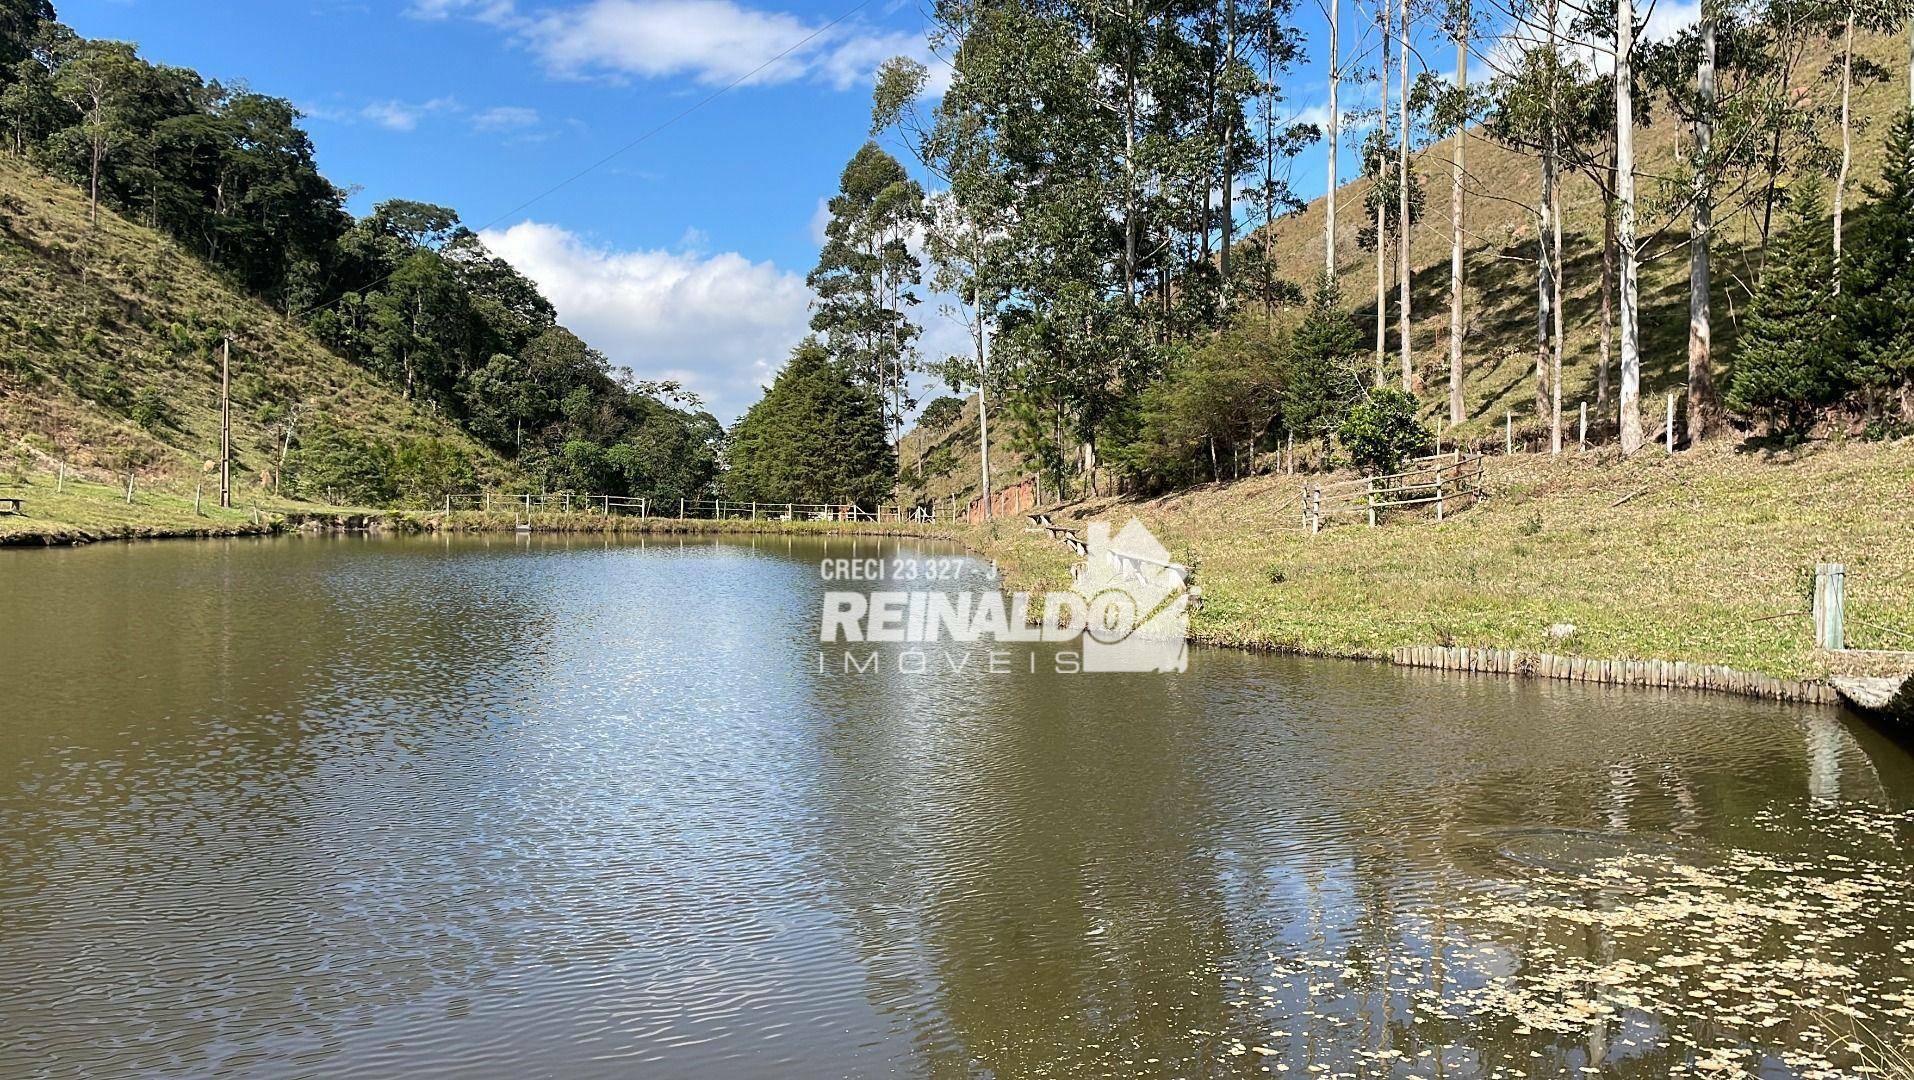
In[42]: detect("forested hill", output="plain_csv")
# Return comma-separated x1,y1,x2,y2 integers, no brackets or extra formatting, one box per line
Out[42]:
0,2,720,508
0,152,504,499
895,29,1912,510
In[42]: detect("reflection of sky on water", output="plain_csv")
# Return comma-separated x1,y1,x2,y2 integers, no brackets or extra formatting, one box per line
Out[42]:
0,534,1910,1078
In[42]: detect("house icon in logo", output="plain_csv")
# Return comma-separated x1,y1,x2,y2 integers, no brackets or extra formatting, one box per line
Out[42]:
1072,517,1190,673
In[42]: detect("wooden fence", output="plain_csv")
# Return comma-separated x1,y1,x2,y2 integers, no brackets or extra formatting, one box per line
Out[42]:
1304,452,1486,533
441,493,964,523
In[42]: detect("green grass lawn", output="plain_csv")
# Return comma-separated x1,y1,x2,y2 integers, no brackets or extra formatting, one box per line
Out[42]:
953,438,1914,682
0,472,329,544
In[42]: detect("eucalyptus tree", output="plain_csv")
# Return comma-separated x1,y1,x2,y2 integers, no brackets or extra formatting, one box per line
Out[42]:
873,55,1008,512
1617,0,1642,453
1825,0,1899,290
808,141,927,445
1394,0,1414,391
51,38,143,225
1324,0,1343,278
1486,8,1578,450
1443,0,1473,425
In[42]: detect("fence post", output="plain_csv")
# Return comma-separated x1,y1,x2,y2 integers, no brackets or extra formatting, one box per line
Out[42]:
1505,412,1513,455
1435,472,1445,522
1814,563,1847,651
484,492,491,513
1578,402,1588,451
1666,393,1677,453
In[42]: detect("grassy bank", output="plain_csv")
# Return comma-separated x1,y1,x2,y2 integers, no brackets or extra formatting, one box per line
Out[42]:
0,473,958,546
950,439,1914,683
0,474,300,544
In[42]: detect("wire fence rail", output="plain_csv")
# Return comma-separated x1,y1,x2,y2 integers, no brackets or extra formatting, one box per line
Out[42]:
439,493,967,524
1303,451,1487,533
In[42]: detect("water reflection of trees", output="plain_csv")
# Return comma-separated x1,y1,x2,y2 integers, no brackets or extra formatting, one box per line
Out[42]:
796,642,1914,1077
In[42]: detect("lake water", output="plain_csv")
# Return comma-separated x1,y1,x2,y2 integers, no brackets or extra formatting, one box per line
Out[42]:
2,534,1911,1078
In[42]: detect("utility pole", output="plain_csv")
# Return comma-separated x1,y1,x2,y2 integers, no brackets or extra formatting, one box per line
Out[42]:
220,337,232,509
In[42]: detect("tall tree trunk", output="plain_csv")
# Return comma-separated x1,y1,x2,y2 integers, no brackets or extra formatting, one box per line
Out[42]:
1834,9,1854,291
1397,0,1413,391
1536,198,1552,427
1551,161,1564,453
1124,45,1139,307
88,138,101,228
1545,0,1563,451
1688,11,1718,442
1326,0,1340,280
1618,0,1644,454
977,306,992,519
1220,0,1237,299
1376,1,1390,384
1599,187,1615,409
1449,3,1469,426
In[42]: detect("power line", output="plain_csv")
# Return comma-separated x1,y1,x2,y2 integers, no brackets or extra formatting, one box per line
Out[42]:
296,0,881,319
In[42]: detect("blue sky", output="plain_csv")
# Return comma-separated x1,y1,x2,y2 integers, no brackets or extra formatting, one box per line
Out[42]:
57,0,1489,421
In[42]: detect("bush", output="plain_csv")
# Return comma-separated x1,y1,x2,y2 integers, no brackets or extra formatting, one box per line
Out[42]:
129,388,172,432
286,420,393,504
1337,387,1431,475
389,438,478,507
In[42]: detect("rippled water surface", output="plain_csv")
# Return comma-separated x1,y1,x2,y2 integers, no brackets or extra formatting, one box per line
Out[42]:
2,534,1912,1078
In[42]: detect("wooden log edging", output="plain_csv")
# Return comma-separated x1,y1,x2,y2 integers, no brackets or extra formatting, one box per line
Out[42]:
1388,645,1840,705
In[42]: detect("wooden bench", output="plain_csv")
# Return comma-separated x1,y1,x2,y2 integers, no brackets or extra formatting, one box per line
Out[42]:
0,497,22,515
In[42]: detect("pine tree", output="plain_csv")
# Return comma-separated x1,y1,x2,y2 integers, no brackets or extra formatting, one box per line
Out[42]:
1845,110,1914,426
726,340,896,508
1283,274,1365,458
1726,179,1848,439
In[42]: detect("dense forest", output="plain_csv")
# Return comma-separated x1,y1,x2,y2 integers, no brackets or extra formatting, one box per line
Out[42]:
0,0,720,507
739,0,1914,510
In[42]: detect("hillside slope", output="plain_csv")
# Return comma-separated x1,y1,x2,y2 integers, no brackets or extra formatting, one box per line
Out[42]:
0,154,511,499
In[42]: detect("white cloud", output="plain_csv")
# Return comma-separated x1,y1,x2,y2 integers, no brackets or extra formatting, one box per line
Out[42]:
359,96,461,131
416,0,936,90
472,105,542,131
479,221,813,421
